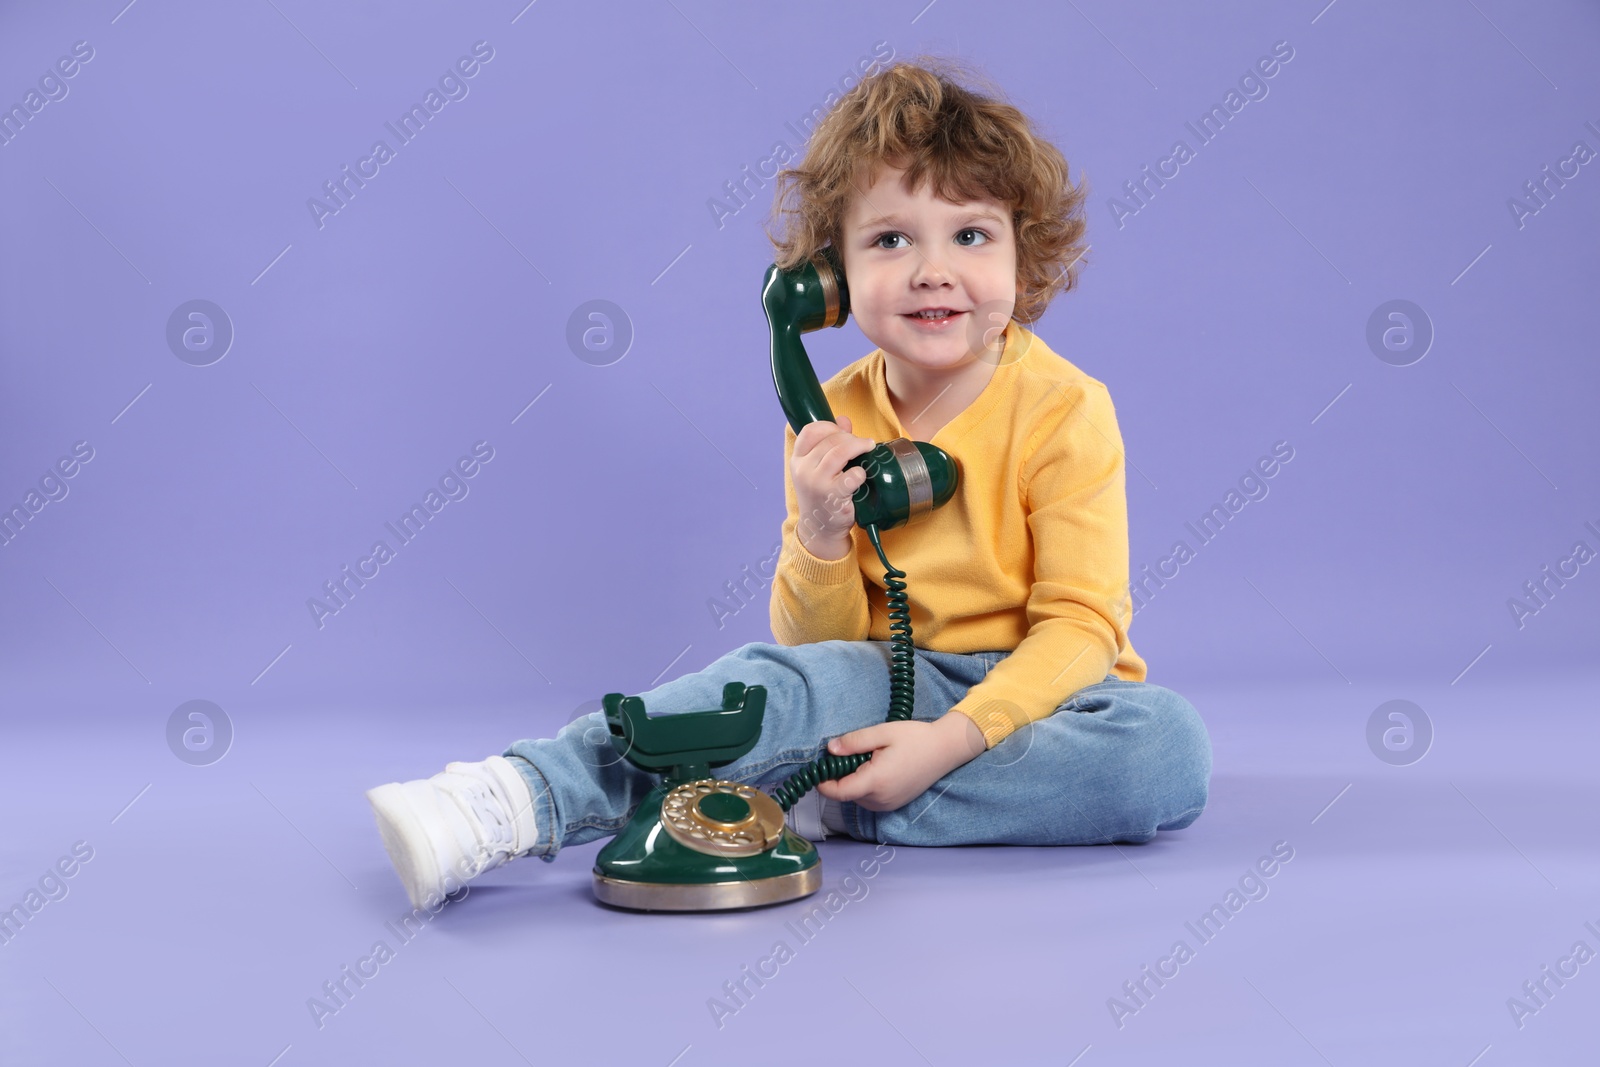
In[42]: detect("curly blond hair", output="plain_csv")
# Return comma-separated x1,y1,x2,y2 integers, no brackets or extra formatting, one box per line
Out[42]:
764,55,1089,325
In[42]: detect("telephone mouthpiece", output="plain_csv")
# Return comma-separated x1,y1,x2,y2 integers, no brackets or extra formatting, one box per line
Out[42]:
848,438,960,530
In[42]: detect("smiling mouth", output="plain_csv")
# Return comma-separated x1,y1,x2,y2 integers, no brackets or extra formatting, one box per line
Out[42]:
903,309,965,322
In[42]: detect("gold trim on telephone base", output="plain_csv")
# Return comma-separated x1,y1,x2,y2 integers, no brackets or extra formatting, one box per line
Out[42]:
592,866,823,912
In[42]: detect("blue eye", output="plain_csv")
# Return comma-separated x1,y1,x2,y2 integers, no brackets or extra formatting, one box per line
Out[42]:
873,228,992,249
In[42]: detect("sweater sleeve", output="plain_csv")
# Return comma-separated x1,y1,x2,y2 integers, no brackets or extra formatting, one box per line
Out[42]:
769,423,872,645
947,381,1133,749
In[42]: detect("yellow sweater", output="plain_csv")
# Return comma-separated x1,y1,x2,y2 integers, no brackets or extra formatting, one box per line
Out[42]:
770,318,1148,749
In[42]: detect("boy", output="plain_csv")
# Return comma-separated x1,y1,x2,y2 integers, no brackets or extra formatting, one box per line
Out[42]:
366,57,1211,912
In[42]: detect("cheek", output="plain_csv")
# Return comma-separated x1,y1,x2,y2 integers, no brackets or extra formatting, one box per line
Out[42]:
849,278,894,319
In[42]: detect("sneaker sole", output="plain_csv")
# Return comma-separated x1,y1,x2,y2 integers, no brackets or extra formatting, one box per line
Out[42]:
366,781,446,911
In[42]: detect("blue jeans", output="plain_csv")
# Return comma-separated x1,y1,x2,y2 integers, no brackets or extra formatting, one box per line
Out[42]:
503,639,1211,862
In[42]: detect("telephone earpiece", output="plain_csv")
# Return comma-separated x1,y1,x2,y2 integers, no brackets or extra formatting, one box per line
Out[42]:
761,245,960,532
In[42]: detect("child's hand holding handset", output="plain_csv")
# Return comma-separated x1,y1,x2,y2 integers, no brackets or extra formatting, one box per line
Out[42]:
790,414,875,562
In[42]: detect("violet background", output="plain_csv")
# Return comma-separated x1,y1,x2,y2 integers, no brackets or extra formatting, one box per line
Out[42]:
2,2,1596,1064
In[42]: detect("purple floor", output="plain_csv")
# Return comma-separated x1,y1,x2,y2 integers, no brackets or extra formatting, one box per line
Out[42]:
6,669,1596,1065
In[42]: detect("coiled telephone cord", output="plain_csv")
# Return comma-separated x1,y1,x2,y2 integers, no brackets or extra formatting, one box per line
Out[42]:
770,523,913,812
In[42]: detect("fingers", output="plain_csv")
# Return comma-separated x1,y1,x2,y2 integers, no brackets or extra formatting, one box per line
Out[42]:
791,419,836,459
816,436,876,477
808,440,874,515
815,764,874,804
817,459,867,505
792,420,876,530
794,419,874,469
829,725,885,755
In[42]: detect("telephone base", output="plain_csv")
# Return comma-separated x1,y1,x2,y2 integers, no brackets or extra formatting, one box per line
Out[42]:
592,780,824,911
593,865,822,912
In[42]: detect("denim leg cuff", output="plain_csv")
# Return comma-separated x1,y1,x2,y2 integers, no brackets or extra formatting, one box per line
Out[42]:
504,753,561,863
848,801,876,843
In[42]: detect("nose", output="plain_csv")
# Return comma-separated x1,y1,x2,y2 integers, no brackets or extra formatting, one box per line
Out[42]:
909,246,951,289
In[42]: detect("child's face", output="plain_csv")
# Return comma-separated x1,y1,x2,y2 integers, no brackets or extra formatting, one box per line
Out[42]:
839,162,1018,374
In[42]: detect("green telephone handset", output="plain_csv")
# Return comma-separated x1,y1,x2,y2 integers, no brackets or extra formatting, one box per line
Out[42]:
589,248,961,911
763,244,961,530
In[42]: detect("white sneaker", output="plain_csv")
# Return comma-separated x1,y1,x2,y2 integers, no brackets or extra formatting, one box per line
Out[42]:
365,754,539,910
784,788,828,841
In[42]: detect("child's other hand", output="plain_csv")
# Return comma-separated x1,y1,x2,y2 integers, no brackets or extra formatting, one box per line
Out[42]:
813,718,965,812
791,415,875,548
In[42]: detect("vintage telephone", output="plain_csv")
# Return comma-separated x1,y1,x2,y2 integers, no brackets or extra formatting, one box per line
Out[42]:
590,246,961,911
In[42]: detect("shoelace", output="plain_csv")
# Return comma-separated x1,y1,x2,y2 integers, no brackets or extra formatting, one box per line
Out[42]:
449,773,516,864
